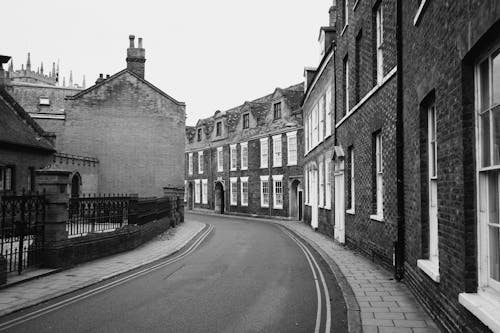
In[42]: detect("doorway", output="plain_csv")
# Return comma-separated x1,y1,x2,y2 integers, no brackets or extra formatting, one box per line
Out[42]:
71,173,81,198
188,182,194,210
214,181,225,214
289,179,302,220
334,157,345,244
311,167,318,229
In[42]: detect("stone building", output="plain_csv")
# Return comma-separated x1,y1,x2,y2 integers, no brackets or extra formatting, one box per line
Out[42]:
402,2,500,332
185,83,304,219
0,55,55,194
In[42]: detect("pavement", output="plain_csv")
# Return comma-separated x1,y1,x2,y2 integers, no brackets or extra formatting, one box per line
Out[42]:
0,220,205,318
188,210,441,333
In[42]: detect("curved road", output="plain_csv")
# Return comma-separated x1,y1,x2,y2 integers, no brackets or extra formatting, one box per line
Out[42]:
0,214,347,332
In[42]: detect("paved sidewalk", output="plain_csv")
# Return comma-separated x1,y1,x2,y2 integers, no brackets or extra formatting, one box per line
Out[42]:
188,211,440,333
0,220,205,317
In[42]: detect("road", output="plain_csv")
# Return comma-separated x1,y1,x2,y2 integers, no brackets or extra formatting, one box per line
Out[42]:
0,214,347,332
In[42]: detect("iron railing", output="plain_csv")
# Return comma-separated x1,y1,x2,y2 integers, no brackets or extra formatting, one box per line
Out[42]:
0,191,46,274
67,194,131,237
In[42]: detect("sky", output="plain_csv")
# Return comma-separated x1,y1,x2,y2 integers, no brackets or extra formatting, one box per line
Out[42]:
1,0,333,125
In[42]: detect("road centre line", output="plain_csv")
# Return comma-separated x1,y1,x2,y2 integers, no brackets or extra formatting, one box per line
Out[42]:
0,224,214,331
281,227,332,333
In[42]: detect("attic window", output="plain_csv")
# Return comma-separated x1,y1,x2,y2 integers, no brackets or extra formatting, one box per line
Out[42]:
39,97,50,106
197,128,202,141
243,113,249,129
273,102,282,120
216,121,222,136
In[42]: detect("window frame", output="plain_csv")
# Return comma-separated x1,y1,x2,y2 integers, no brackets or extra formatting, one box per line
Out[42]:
319,159,325,208
197,128,202,141
230,144,237,171
243,113,250,129
260,137,269,169
260,175,270,208
240,176,249,206
287,131,298,166
325,86,332,137
230,177,238,206
273,102,282,120
375,3,384,84
370,132,384,220
198,151,204,174
194,179,201,204
344,56,350,115
273,175,283,209
188,153,193,175
325,159,332,209
241,142,248,170
217,147,224,172
216,121,222,136
272,134,282,167
202,179,208,204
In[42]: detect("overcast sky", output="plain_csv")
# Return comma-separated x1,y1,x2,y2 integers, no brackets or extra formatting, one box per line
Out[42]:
1,0,332,125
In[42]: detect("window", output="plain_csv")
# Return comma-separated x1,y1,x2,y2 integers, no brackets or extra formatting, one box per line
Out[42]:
355,30,362,103
198,151,204,174
372,132,383,219
202,179,208,204
0,166,14,191
216,121,222,136
273,135,282,167
243,113,250,129
241,177,249,206
241,142,248,170
273,175,283,209
325,160,331,209
260,175,270,207
230,177,238,206
319,95,325,140
309,112,313,150
287,131,298,165
184,180,187,202
188,153,193,175
194,179,201,204
312,104,318,146
305,167,309,204
217,147,223,172
342,0,348,28
273,102,282,119
347,146,355,212
39,97,50,106
319,159,324,208
305,116,309,152
230,144,237,171
260,138,268,168
375,3,384,84
476,48,500,292
325,87,332,137
27,167,35,192
197,128,202,141
344,56,350,115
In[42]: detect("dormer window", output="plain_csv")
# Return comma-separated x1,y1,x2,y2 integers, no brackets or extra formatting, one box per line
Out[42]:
243,113,249,129
39,97,50,106
273,102,282,120
216,121,222,136
197,128,202,141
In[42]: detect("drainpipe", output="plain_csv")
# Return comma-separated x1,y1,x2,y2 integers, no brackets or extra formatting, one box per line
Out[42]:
395,0,405,281
209,143,213,210
269,135,272,218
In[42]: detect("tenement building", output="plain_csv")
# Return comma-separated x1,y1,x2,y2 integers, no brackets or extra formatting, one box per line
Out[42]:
402,2,500,332
185,83,304,219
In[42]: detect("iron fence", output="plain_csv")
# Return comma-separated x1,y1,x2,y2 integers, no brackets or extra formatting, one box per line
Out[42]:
67,194,131,237
0,191,45,274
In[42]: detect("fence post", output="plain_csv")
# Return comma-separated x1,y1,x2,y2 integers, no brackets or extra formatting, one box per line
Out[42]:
35,169,71,244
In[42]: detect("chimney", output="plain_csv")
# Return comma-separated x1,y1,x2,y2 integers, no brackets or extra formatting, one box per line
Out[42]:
95,73,104,84
126,35,146,79
106,74,110,79
329,5,336,27
0,55,12,86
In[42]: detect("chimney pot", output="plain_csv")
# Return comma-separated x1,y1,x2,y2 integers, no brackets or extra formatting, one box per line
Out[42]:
129,35,135,48
99,73,103,78
138,38,143,48
106,74,110,79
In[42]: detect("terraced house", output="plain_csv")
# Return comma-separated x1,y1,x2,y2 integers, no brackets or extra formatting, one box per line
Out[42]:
185,84,304,219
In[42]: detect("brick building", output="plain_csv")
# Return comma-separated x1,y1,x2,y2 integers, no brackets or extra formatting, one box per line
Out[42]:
402,2,500,332
185,84,304,219
0,55,55,194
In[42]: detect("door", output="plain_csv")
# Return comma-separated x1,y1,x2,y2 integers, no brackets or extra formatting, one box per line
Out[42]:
214,182,224,214
334,163,345,244
298,191,303,221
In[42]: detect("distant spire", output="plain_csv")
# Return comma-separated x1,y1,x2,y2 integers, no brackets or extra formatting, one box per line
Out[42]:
63,76,66,87
21,64,24,71
82,75,86,89
40,62,44,75
8,59,13,72
69,70,73,87
26,52,31,72
56,60,60,85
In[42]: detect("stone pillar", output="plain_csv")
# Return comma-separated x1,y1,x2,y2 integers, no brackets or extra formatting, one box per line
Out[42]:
36,169,71,243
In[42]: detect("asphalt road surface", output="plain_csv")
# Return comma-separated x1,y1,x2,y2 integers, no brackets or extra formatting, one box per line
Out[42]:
0,214,347,332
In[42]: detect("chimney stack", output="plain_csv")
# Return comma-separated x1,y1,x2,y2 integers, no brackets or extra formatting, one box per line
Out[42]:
0,55,12,86
126,35,146,79
95,73,104,84
329,5,337,27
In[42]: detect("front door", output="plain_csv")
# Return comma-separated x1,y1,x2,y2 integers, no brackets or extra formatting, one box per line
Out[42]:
298,191,303,221
334,164,345,244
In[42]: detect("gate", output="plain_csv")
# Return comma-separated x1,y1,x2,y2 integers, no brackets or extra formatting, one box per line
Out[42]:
0,192,45,275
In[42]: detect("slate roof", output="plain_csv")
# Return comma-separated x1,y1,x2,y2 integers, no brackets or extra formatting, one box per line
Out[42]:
0,87,55,152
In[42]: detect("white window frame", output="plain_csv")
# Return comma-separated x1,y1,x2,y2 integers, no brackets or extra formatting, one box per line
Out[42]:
325,159,331,209
198,151,204,174
202,179,208,204
273,175,283,209
230,177,238,206
240,176,249,206
305,166,309,205
312,105,318,147
308,113,313,151
188,153,193,175
194,179,201,204
260,175,270,207
325,86,332,137
230,144,237,171
347,147,355,213
345,57,350,114
184,180,187,202
319,159,324,208
260,138,269,169
217,147,223,172
241,142,248,170
287,131,298,166
305,116,309,153
343,0,348,29
273,134,282,167
319,96,325,141
376,3,384,84
370,132,384,220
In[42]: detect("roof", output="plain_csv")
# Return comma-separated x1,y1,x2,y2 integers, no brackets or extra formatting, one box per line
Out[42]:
0,87,55,152
66,69,185,106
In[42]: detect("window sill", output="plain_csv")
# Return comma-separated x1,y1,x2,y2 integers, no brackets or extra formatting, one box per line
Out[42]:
459,289,500,333
261,205,269,208
324,206,331,210
370,214,384,222
341,24,348,37
287,163,297,167
273,206,283,210
346,208,355,215
230,168,237,172
417,259,440,283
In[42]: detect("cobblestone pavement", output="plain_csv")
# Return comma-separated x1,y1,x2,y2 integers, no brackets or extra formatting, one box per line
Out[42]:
188,211,441,333
0,220,205,317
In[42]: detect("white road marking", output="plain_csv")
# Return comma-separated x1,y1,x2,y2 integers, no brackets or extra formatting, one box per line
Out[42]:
0,224,214,331
281,228,332,333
